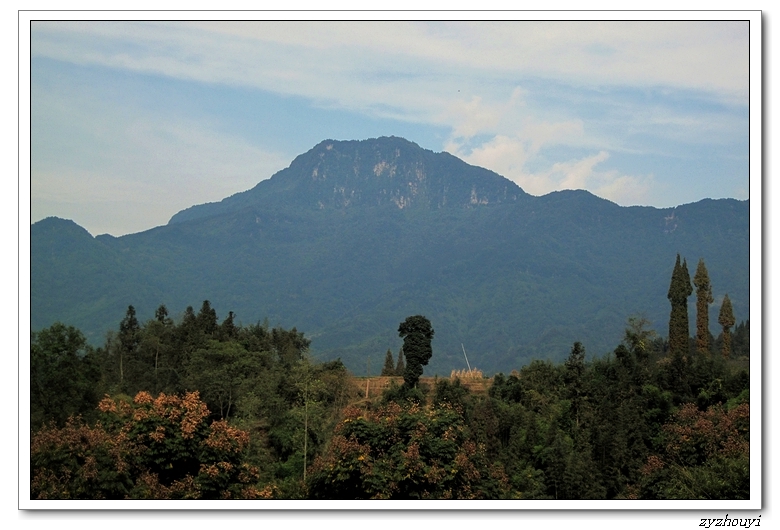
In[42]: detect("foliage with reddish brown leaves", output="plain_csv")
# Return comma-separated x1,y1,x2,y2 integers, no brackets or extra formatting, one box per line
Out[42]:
633,402,749,499
31,391,262,500
307,401,508,499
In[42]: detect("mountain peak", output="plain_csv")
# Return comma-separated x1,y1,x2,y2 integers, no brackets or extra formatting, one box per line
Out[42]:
32,216,94,238
169,137,526,225
311,135,421,152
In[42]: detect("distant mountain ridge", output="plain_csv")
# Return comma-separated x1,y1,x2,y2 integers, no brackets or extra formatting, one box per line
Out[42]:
31,137,750,375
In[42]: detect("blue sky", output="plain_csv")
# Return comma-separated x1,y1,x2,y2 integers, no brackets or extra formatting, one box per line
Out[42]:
29,19,751,236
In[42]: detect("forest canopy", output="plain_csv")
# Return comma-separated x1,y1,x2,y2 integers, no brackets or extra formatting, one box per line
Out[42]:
30,254,750,500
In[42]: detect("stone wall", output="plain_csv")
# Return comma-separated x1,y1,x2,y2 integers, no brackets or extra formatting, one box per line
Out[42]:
352,375,491,399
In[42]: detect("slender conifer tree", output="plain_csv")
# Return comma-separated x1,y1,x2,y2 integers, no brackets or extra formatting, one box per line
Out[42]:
395,347,405,376
118,305,141,385
381,349,396,376
718,294,736,359
667,255,692,358
693,259,714,355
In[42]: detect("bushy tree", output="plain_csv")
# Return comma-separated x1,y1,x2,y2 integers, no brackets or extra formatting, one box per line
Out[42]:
138,310,175,395
398,315,434,388
623,315,658,364
307,401,509,499
185,340,262,420
271,326,311,366
31,391,268,499
31,323,98,428
636,402,749,499
538,428,605,500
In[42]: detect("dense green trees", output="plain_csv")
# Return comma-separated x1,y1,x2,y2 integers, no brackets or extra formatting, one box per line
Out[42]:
185,340,261,420
30,301,360,499
477,312,748,500
635,401,749,499
31,290,749,500
398,315,434,388
307,398,509,499
31,323,99,428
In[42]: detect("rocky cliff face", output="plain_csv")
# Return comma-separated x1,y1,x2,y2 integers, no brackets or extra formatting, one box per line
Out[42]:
287,136,524,210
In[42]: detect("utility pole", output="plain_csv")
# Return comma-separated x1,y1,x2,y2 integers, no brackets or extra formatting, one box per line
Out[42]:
302,359,309,483
461,343,472,371
365,355,370,398
303,379,308,482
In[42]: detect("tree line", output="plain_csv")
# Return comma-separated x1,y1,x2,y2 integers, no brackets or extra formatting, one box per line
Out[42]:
30,255,749,499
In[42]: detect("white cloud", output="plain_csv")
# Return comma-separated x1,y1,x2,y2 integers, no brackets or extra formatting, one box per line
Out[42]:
553,151,611,191
31,21,747,117
446,135,532,178
594,172,656,206
31,20,749,163
449,136,655,206
444,96,504,139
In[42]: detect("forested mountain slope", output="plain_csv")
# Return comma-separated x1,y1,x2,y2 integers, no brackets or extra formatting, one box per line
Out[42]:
31,137,749,374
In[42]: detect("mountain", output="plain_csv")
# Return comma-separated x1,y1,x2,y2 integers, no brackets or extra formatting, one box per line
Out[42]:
31,137,750,375
169,136,525,223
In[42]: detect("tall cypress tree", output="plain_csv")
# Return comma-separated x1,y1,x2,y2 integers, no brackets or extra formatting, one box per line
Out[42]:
667,255,692,358
693,258,714,355
718,294,736,359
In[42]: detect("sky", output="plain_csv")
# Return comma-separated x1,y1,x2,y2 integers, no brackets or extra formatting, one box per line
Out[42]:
28,17,751,236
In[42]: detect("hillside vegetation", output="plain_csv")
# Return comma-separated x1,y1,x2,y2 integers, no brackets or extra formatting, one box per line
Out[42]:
30,296,750,500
